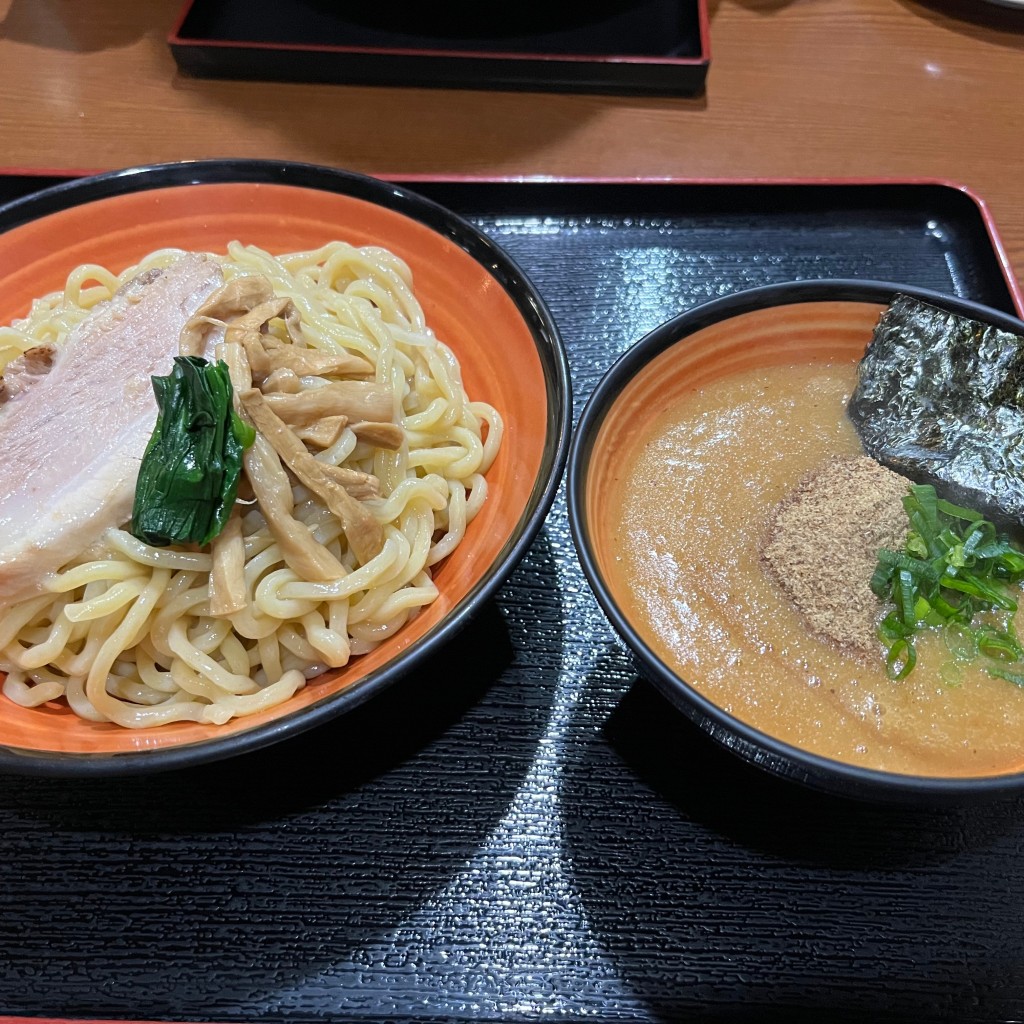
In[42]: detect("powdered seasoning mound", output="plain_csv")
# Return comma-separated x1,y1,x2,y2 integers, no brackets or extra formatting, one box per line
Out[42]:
761,454,910,659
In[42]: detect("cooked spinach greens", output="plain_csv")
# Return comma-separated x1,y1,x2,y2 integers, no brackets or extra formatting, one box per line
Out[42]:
131,356,255,548
872,484,1024,682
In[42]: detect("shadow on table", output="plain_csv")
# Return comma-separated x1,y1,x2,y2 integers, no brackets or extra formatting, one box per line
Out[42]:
900,0,1024,44
559,653,1024,1021
167,81,702,179
0,0,157,51
164,0,706,167
594,670,1024,866
0,530,568,1019
704,0,803,17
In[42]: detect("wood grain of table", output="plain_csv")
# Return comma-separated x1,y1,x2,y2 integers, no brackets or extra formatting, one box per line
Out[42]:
1,0,1022,285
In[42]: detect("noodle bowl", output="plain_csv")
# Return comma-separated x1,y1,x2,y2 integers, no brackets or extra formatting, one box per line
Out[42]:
0,241,503,729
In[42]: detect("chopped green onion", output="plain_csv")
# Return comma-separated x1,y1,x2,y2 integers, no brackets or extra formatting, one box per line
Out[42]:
873,483,1024,685
987,666,1024,689
936,497,982,522
942,623,977,662
939,661,963,688
974,625,1022,662
886,638,917,680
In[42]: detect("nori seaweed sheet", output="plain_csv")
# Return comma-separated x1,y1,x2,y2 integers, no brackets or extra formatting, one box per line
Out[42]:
848,293,1024,526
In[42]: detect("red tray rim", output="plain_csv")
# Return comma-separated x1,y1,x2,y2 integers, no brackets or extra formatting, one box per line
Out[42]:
0,167,1016,314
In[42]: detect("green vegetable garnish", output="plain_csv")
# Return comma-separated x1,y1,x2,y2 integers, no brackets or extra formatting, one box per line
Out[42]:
131,356,255,548
872,484,1024,681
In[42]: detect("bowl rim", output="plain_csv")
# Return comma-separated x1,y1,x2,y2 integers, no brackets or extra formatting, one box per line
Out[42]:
567,278,1024,800
0,158,573,777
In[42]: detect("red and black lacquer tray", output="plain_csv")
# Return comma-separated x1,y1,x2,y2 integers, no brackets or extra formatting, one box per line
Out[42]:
0,172,1021,1023
166,0,711,95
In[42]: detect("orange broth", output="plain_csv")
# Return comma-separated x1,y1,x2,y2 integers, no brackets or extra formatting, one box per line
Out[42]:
606,360,1024,777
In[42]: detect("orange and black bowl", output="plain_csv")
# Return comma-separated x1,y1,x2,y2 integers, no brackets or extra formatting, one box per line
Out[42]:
0,159,571,775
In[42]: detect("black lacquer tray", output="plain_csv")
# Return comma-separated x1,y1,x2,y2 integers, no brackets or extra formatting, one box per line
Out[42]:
167,0,709,95
0,174,1022,1024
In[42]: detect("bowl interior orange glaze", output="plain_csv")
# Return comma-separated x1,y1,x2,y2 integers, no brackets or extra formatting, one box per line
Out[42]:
585,300,884,595
0,171,563,763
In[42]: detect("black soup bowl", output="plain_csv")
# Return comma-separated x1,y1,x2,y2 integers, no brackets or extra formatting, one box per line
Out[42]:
567,279,1024,803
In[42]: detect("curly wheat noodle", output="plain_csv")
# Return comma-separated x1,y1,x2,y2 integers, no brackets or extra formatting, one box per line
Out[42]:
0,241,503,727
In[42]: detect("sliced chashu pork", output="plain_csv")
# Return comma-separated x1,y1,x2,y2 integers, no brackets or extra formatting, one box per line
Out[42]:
0,254,225,605
0,344,57,401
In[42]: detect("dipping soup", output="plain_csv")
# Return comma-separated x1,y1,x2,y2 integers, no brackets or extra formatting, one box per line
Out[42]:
591,304,1024,778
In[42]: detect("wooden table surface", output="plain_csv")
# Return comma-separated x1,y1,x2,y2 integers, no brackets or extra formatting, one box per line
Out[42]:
1,0,1023,289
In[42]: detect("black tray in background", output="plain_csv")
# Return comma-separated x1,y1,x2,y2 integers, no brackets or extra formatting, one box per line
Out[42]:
0,174,1022,1024
167,0,710,95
